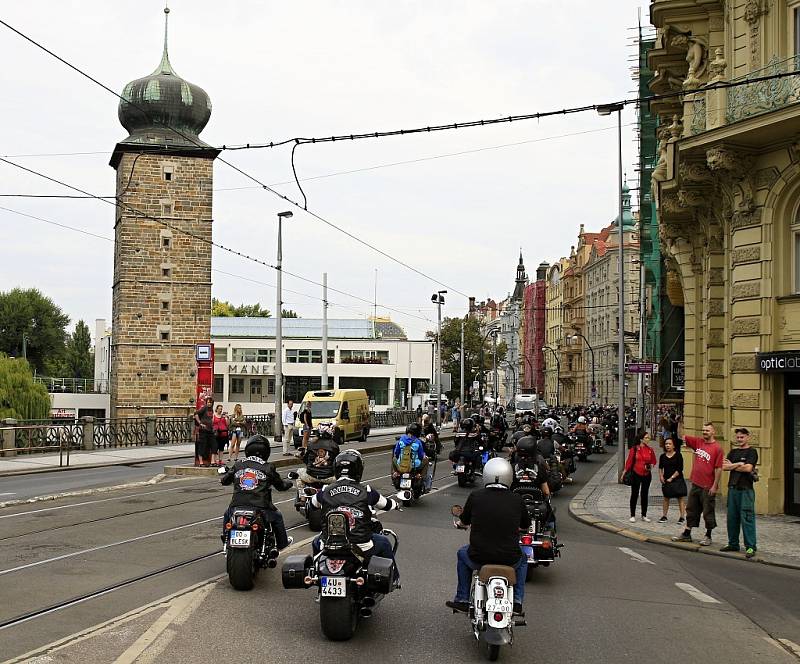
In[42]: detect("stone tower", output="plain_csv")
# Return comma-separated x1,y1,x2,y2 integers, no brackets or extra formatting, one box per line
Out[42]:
109,8,219,418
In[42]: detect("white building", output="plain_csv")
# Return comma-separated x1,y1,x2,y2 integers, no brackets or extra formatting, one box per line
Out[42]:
211,317,434,414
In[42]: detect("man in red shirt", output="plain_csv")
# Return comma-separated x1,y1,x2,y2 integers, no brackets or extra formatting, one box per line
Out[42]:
672,421,723,546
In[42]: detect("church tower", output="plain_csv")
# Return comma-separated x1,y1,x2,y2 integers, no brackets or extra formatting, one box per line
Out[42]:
109,8,219,418
512,251,527,301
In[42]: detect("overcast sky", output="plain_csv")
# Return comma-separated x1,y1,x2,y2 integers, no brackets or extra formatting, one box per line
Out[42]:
1,0,652,341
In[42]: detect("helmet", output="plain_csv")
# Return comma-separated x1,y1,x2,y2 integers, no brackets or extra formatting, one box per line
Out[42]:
516,436,538,459
482,457,513,489
244,434,270,461
406,423,422,438
461,418,475,433
578,416,587,424
554,425,564,434
333,449,364,481
542,426,553,437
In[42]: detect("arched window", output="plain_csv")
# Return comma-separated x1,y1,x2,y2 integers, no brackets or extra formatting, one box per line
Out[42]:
794,204,800,293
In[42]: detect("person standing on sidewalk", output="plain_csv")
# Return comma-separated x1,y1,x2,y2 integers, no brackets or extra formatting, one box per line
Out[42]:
672,421,724,546
658,437,686,523
194,397,215,467
281,399,296,456
452,399,462,432
621,430,657,523
720,427,758,558
298,404,313,457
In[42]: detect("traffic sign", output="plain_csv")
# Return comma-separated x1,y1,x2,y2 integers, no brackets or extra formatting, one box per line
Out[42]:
671,361,685,391
625,362,659,374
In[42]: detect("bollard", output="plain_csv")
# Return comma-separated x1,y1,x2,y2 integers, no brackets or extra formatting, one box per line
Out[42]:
80,416,95,451
145,416,157,446
1,419,17,457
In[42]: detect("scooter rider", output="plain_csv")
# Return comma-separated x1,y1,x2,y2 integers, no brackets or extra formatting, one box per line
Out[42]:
446,458,530,616
311,449,400,568
220,434,294,549
393,423,431,491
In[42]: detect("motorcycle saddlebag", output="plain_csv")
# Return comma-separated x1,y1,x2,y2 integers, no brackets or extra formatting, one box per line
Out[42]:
281,554,312,589
367,555,396,594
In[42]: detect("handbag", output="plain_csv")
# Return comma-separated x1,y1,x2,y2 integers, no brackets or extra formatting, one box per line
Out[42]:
663,476,687,498
622,447,636,486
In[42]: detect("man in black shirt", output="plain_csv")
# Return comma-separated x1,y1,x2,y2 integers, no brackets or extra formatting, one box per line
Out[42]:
194,396,215,466
720,427,758,557
446,458,530,615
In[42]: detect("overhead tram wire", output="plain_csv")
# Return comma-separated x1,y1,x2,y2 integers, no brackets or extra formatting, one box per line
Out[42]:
0,157,432,324
0,19,464,301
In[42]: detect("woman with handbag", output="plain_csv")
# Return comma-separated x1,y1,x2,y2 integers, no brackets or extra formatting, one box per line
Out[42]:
621,430,657,523
658,437,687,523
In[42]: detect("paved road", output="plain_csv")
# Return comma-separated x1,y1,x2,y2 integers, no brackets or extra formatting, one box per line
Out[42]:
1,451,798,663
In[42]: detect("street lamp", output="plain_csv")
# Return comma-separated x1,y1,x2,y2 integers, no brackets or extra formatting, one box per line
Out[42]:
274,210,293,444
569,332,596,404
477,327,499,405
597,101,627,471
431,290,446,426
541,346,560,407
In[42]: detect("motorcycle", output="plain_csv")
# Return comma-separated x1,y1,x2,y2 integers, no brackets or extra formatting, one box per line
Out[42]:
282,511,400,641
513,481,561,581
572,434,591,462
288,472,326,532
545,453,564,493
451,505,525,661
222,507,279,591
591,432,606,455
391,467,427,505
451,433,491,487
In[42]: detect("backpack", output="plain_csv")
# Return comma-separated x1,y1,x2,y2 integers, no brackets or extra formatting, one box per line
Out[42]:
396,439,419,473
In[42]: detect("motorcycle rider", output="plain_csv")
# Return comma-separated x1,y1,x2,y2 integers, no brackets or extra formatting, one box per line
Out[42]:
220,434,294,550
512,437,555,531
421,415,441,457
310,449,400,570
537,426,557,459
393,423,431,491
295,424,340,489
446,458,530,616
450,417,485,469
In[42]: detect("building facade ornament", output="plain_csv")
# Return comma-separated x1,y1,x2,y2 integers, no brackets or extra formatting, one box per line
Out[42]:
683,36,708,89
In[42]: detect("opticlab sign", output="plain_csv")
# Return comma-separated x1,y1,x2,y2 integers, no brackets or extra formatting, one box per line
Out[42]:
756,352,800,373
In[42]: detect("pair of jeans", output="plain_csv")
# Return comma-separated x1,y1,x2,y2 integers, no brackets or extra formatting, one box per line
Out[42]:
454,545,527,605
727,488,757,550
222,507,289,549
629,472,651,517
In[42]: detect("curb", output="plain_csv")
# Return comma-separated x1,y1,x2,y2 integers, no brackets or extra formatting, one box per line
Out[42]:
568,455,800,572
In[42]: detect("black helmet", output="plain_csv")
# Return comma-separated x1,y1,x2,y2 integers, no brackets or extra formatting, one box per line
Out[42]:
516,436,538,459
542,426,553,438
333,449,364,482
406,423,422,438
244,434,270,461
461,417,475,433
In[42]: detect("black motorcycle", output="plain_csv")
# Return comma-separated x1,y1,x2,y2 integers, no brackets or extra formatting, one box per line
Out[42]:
282,512,399,641
223,508,278,591
514,481,561,581
572,434,591,462
451,433,490,487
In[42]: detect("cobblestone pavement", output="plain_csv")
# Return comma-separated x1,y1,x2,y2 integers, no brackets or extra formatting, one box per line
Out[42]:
571,452,800,570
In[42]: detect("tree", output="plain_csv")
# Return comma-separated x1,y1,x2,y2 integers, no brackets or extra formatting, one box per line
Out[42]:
281,309,299,318
0,288,70,375
427,317,508,399
61,320,94,379
212,298,271,318
0,355,50,420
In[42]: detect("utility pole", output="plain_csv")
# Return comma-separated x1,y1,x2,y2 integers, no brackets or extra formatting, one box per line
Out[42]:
636,259,646,431
460,319,465,407
492,330,498,411
274,211,293,443
431,291,446,426
322,272,329,390
22,333,27,360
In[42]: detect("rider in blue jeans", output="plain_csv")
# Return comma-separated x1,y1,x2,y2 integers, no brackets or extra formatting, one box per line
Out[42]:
446,458,530,615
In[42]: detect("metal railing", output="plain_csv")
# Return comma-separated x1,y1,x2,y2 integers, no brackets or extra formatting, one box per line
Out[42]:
727,55,800,124
35,376,110,394
369,410,417,428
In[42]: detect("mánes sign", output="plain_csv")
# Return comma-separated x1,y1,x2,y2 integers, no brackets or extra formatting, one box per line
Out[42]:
755,352,800,373
227,364,273,375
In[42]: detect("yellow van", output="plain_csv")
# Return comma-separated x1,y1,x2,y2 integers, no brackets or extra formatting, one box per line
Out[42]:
299,389,371,444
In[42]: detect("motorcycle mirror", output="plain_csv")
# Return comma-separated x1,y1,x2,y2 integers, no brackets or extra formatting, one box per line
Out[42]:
287,471,299,480
450,505,463,518
217,465,228,475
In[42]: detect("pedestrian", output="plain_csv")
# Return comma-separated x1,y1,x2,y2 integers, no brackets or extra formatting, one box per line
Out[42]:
672,421,724,546
281,399,296,456
621,430,657,522
452,399,462,432
720,427,758,558
299,404,313,457
440,400,447,423
194,396,215,467
212,404,229,467
415,404,423,424
228,404,246,464
658,437,686,523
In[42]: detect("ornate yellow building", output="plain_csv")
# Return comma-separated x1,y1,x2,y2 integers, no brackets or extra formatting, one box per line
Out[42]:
544,258,570,407
649,0,800,514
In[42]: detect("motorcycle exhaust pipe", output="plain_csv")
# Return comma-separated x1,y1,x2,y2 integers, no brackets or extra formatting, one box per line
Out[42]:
359,607,373,619
362,596,376,608
267,559,277,568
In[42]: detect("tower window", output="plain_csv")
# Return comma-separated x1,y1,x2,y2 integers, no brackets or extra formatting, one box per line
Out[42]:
160,363,169,372
160,393,169,402
162,237,171,249
162,267,171,278
160,330,170,342
161,300,170,311
163,166,174,181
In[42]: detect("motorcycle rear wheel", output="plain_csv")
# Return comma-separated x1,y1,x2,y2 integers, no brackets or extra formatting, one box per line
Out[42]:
487,643,501,661
457,474,469,488
319,595,358,641
227,547,256,591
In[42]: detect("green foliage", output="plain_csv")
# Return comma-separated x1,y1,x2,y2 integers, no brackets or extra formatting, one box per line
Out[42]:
281,309,299,318
212,298,271,318
0,288,70,375
0,355,51,420
61,320,94,379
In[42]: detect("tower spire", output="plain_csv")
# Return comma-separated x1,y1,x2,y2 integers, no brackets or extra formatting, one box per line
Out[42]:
154,4,175,75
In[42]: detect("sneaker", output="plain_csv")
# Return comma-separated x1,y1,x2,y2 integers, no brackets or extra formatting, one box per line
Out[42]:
745,547,756,559
677,517,685,524
641,516,651,523
513,603,524,616
719,545,740,552
699,536,712,546
445,600,469,613
658,516,668,523
671,534,692,542
629,516,636,523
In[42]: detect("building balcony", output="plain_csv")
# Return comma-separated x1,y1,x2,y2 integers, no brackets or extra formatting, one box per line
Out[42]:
37,377,109,394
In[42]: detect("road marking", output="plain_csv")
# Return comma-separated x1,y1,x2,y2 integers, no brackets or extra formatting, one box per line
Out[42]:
618,547,655,565
778,639,800,658
675,582,720,604
0,493,16,496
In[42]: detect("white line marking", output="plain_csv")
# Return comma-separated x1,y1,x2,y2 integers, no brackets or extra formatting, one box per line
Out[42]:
778,639,800,658
0,493,16,496
618,547,655,565
675,582,721,604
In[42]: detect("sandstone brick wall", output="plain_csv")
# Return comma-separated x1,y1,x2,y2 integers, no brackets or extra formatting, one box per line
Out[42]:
110,152,214,418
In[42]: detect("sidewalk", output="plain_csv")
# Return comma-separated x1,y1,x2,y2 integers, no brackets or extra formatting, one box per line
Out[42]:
0,424,452,477
570,454,800,571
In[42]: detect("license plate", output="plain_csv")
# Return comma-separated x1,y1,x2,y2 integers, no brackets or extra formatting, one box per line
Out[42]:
320,577,347,597
400,478,412,488
455,465,465,473
229,530,251,547
485,598,513,613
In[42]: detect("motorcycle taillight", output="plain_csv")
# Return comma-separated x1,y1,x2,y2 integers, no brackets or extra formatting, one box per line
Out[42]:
520,534,533,546
236,516,249,527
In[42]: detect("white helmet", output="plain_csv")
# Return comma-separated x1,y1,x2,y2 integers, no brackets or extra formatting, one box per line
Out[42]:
482,458,513,489
578,416,586,424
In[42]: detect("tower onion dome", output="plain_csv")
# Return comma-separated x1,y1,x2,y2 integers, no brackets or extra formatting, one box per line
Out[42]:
117,7,212,148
